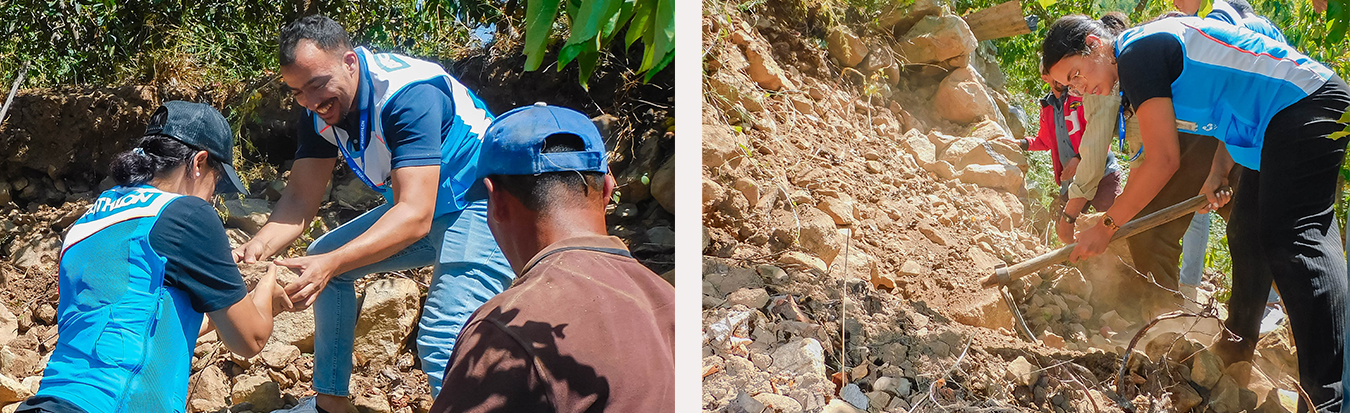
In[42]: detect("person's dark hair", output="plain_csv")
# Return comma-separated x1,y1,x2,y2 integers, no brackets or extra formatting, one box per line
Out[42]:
1225,0,1255,16
110,135,221,187
1101,12,1131,32
1041,14,1131,73
279,15,352,66
1148,10,1190,23
488,134,606,212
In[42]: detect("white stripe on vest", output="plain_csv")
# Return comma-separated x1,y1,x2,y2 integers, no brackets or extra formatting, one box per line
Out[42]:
313,47,491,193
62,188,181,254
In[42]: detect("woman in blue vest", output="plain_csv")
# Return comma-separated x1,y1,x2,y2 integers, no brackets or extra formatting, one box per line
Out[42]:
1043,14,1350,410
16,101,291,413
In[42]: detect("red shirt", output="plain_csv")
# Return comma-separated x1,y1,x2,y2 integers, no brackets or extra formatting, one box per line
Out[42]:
431,235,675,413
1027,94,1086,184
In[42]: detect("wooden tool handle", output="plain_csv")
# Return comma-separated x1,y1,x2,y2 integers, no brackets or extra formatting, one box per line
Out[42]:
981,191,1219,288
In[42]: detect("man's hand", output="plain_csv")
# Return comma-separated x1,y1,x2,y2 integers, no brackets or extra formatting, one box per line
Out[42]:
1056,218,1076,244
233,239,275,264
1062,156,1081,180
276,254,343,310
1070,223,1113,262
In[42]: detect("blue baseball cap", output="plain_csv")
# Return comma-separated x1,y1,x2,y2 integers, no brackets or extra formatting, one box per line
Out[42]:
478,102,609,178
143,101,248,194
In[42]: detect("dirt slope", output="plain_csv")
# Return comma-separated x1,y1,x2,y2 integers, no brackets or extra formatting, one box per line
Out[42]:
0,42,673,412
700,1,1300,412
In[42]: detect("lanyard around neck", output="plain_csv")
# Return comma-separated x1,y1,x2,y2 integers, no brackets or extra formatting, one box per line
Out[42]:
1117,92,1143,162
333,49,386,190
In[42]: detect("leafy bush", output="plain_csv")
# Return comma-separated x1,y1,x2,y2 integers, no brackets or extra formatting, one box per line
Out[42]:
0,1,484,88
522,0,675,88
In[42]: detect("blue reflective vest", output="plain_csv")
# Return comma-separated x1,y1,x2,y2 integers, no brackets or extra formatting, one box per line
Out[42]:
310,47,495,216
1205,0,1287,44
36,186,200,413
1115,17,1334,170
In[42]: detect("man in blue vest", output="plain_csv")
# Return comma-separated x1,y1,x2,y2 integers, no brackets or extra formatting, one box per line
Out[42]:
233,15,514,413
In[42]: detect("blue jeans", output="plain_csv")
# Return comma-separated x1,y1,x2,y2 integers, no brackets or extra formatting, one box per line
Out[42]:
1179,212,1210,287
306,200,513,398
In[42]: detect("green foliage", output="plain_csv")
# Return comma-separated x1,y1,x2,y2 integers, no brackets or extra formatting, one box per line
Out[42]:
0,1,484,88
522,0,674,89
1205,215,1233,302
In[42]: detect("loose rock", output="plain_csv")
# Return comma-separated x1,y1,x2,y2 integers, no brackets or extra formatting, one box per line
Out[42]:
353,278,422,368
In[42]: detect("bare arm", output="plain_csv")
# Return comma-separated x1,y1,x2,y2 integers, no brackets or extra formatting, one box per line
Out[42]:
278,165,439,307
1099,98,1182,223
1068,91,1120,201
234,157,337,263
1199,144,1236,213
205,266,288,357
1070,98,1181,261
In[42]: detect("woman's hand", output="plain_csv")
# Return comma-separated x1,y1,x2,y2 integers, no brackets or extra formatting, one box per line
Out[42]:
1056,218,1076,244
1200,145,1236,214
257,264,295,316
1070,222,1114,262
1198,173,1233,214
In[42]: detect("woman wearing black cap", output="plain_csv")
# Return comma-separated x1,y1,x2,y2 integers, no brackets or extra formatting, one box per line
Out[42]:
16,101,292,413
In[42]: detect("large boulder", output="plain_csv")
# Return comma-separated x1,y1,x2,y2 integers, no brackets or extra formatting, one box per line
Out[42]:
957,164,1024,193
1190,348,1224,389
650,156,675,214
798,207,844,266
0,307,16,348
827,27,868,67
8,233,60,270
704,123,743,170
744,42,795,91
950,289,1015,331
332,177,384,210
269,306,316,353
186,365,230,413
222,198,272,234
769,338,826,377
899,130,938,166
897,15,978,65
231,375,283,412
933,67,1001,124
940,137,1002,170
353,277,422,368
0,373,30,404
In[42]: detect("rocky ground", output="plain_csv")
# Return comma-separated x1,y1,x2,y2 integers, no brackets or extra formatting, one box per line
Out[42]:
0,43,673,413
701,0,1301,412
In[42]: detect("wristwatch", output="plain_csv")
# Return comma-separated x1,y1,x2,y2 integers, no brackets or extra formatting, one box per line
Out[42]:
1060,210,1076,224
1102,214,1121,232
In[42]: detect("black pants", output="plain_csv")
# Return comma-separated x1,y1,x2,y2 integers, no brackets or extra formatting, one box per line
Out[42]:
1222,75,1350,413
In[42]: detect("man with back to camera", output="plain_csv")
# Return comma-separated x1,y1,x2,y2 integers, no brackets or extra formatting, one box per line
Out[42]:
234,15,515,413
429,103,675,412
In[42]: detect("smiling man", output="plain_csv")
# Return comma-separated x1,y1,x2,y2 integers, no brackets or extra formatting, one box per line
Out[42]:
235,15,514,413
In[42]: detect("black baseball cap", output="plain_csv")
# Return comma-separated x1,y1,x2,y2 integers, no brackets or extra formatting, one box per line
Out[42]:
142,101,248,194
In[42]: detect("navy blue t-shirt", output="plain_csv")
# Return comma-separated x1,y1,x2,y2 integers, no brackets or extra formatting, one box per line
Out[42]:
1117,33,1185,111
152,197,248,313
294,82,449,172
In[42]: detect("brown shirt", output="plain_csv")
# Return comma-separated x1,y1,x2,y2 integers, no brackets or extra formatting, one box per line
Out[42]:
431,235,675,413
